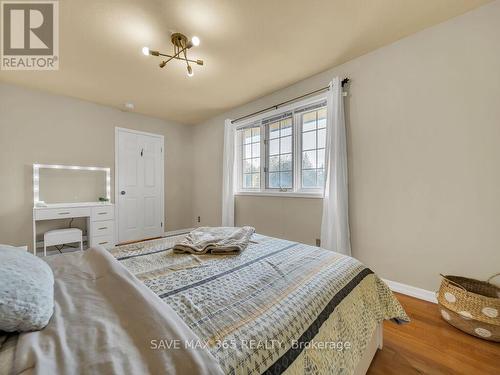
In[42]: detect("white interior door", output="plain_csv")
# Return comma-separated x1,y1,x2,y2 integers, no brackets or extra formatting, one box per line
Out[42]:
116,128,164,243
141,135,163,238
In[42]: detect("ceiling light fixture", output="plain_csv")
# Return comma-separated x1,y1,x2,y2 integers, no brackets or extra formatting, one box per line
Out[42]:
142,33,203,77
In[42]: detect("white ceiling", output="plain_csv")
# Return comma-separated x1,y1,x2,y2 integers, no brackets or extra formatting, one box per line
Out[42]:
0,0,491,125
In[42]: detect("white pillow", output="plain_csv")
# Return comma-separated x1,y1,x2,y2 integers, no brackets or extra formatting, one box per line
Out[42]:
0,246,54,332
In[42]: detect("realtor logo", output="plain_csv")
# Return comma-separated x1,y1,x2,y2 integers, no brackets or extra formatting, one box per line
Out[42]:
1,1,59,70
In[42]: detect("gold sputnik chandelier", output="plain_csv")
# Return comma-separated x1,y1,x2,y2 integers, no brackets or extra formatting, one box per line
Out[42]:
142,33,203,77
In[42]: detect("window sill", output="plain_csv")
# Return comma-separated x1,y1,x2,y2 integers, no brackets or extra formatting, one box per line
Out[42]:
235,191,324,199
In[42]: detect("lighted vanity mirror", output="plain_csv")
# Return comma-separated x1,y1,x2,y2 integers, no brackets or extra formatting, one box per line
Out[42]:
33,164,111,205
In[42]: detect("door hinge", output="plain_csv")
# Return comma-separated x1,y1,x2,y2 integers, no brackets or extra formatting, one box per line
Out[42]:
161,222,163,227
264,167,268,172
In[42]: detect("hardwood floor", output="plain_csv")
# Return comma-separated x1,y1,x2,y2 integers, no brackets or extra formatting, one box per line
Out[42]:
367,293,500,375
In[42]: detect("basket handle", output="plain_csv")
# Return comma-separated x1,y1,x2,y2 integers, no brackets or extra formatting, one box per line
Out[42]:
439,274,467,292
487,272,500,284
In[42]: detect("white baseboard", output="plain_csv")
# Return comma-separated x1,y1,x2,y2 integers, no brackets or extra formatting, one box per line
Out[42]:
164,228,193,237
383,278,437,304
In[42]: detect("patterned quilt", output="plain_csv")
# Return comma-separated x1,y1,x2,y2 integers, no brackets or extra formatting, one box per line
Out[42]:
110,234,409,375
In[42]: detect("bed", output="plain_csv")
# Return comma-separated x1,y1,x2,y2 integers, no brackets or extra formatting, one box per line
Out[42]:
1,233,408,374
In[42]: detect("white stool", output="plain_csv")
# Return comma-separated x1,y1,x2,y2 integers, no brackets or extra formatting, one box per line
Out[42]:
43,228,83,256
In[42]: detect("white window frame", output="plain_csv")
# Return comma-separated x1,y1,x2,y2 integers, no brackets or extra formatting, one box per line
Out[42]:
234,93,327,198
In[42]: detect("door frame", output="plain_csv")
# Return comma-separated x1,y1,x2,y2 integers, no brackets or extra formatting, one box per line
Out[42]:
114,127,165,243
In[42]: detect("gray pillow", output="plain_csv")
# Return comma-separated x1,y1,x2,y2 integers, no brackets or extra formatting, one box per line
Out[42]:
0,246,54,332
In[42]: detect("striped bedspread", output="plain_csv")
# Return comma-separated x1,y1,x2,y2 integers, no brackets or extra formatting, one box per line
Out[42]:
110,234,408,375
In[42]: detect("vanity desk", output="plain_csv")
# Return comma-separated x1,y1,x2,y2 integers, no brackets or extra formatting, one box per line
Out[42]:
32,164,114,256
33,202,115,255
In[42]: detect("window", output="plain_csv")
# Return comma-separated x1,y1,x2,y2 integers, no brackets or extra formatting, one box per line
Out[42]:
264,113,293,190
236,97,327,196
300,107,326,189
240,125,260,189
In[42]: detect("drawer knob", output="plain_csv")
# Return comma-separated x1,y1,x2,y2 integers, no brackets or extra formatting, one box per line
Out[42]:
99,241,108,245
58,212,70,215
98,212,107,215
98,227,107,230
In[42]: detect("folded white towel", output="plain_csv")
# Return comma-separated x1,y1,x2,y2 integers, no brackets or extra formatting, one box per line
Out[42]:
173,226,255,255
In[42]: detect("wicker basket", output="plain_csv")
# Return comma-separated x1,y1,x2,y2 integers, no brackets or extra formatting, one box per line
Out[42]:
437,273,500,342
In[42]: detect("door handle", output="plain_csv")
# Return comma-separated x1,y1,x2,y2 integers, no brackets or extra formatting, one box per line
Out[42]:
120,190,126,195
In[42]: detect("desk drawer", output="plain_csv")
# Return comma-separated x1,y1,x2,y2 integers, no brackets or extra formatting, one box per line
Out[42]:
90,235,114,248
34,207,91,220
91,206,114,221
90,221,114,237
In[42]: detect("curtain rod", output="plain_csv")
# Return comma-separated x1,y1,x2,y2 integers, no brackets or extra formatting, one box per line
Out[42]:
231,78,350,124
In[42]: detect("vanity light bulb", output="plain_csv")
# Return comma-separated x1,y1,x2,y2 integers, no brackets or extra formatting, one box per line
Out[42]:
187,65,194,77
191,36,200,46
142,46,150,56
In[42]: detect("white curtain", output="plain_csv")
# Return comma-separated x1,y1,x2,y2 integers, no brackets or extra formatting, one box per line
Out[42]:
221,119,236,226
320,77,351,256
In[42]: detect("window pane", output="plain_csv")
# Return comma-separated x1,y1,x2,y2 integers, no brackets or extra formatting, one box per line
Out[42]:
300,106,326,189
302,150,316,169
280,119,292,137
243,159,251,173
251,127,260,143
302,170,316,187
269,156,279,172
303,111,316,132
302,131,316,150
244,144,251,159
251,158,260,173
268,172,279,188
269,123,280,139
243,129,252,144
280,136,292,154
317,149,325,169
318,128,326,149
243,173,252,188
280,154,292,171
251,142,260,158
280,172,292,188
317,169,325,187
240,125,261,190
318,108,327,129
269,139,279,156
252,173,260,188
266,117,294,189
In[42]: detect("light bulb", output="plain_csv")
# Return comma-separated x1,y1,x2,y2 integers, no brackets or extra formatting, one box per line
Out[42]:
187,65,193,77
142,46,150,56
191,36,200,46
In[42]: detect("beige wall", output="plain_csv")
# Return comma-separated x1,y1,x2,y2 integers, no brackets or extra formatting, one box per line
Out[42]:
0,83,194,248
236,196,323,246
191,1,500,291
